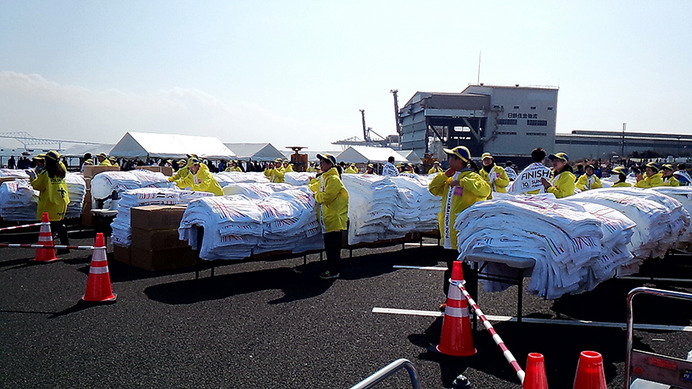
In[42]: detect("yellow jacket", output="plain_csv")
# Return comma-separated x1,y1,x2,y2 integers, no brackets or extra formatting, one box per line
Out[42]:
264,166,286,183
99,159,112,166
169,166,190,181
178,167,223,195
575,174,603,191
547,170,576,198
612,181,632,188
344,166,358,174
635,172,664,188
225,166,242,172
30,170,69,221
663,176,680,186
428,169,490,250
306,166,317,173
309,167,349,233
428,166,444,175
285,164,294,172
479,165,510,196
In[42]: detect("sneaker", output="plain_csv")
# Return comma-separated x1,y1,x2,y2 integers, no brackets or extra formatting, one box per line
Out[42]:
319,270,340,280
438,303,447,312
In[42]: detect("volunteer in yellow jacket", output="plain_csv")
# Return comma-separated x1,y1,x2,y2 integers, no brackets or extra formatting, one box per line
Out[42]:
29,151,70,252
97,153,112,166
541,152,576,198
283,161,294,172
225,160,242,172
344,163,358,174
611,167,632,187
169,159,191,188
179,158,224,195
428,161,444,175
635,162,664,188
429,146,490,296
479,152,509,197
661,164,680,186
308,153,349,280
365,164,376,174
264,159,286,183
575,164,603,191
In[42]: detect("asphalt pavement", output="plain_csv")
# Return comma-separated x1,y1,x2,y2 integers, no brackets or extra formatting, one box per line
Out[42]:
1,231,691,388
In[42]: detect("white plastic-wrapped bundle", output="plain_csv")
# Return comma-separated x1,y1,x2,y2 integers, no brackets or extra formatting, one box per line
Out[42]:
213,171,269,188
110,188,214,247
65,173,86,219
91,170,174,201
342,174,398,244
222,182,294,199
0,179,38,221
0,169,30,179
390,175,440,232
650,186,692,246
284,172,314,186
454,195,633,299
179,188,322,260
567,188,688,259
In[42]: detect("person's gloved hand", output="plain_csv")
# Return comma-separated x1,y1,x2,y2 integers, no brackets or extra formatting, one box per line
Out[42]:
25,169,37,180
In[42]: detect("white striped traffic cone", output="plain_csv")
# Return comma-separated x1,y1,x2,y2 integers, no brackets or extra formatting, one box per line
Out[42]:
81,233,116,303
34,212,57,262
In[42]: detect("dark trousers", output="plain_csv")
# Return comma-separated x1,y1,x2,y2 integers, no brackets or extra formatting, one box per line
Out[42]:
51,221,69,246
323,231,343,274
442,250,477,298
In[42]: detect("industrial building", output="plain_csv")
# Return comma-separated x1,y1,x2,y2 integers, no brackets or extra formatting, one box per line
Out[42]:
555,130,692,161
398,84,559,160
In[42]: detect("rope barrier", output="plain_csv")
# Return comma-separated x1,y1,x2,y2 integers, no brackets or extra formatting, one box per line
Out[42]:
0,223,42,232
451,279,526,384
0,243,99,250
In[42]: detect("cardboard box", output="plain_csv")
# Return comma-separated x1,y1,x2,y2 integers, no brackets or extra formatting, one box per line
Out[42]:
131,228,189,251
136,166,173,176
130,246,197,271
83,165,120,179
112,244,131,265
130,205,187,230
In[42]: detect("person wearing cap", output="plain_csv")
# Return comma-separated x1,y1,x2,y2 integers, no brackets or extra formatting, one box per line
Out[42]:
169,159,192,187
108,156,119,167
575,164,603,191
29,151,70,252
345,163,359,174
365,163,376,174
178,157,223,195
479,152,509,197
540,152,576,198
225,160,242,172
611,167,632,187
402,163,416,175
308,153,349,280
429,146,490,295
428,161,443,175
661,164,680,186
283,160,294,172
264,159,286,183
31,154,46,174
635,162,664,188
382,156,398,177
97,153,112,166
306,162,318,173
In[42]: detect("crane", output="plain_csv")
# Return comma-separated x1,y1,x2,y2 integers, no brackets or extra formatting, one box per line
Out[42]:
0,131,102,150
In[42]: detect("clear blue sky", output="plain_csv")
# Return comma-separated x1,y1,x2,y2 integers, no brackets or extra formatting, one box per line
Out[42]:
1,1,691,151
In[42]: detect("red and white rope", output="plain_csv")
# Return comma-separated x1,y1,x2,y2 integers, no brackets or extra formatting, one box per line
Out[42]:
0,223,42,232
452,280,526,384
0,243,99,250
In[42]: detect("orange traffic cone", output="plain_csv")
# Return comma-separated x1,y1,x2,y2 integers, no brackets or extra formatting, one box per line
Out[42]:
81,233,116,303
573,351,607,389
436,260,476,356
34,212,58,262
523,353,549,389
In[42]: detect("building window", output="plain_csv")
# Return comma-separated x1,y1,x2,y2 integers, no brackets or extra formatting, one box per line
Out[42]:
547,107,554,110
497,131,517,135
530,106,536,110
493,105,501,109
497,119,518,125
527,132,547,136
513,105,520,109
527,120,548,126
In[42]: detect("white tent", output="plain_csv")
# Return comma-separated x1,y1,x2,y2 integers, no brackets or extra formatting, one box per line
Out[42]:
60,143,115,158
397,150,422,164
224,143,285,161
335,146,409,164
110,132,236,160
